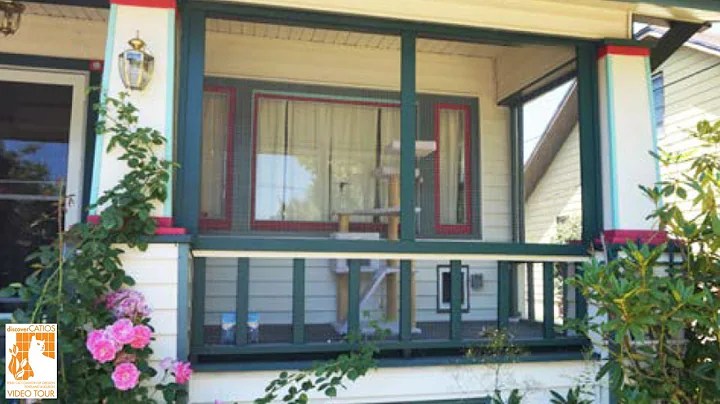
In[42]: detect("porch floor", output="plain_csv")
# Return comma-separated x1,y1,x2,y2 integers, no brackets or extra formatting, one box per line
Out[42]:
203,320,558,345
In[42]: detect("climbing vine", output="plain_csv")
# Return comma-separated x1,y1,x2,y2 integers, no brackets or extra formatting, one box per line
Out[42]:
1,93,190,402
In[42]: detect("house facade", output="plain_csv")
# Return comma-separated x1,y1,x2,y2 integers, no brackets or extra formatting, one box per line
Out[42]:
1,1,719,403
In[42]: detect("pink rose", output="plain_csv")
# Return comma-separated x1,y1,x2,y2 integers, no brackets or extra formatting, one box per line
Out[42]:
108,319,136,345
88,337,117,363
104,289,151,319
85,330,105,351
130,325,152,349
112,362,141,391
159,357,174,370
173,361,192,384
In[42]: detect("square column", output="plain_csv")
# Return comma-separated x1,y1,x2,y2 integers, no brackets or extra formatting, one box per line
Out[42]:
597,45,664,244
89,0,180,233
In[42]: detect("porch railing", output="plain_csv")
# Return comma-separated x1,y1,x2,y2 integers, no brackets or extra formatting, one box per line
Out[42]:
189,238,590,365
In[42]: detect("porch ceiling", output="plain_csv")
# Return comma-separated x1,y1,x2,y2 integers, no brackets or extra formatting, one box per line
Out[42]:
206,19,509,59
23,2,108,21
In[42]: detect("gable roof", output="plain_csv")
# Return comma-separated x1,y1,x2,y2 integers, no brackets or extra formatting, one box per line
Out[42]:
524,83,577,200
524,26,720,200
637,25,720,57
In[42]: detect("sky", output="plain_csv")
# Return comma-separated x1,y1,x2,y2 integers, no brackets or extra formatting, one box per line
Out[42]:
522,81,574,163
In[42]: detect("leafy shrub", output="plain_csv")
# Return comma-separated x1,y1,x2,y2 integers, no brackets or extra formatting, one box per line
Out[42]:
570,119,720,403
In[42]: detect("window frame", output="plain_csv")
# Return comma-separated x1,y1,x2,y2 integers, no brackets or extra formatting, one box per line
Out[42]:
250,91,400,233
199,86,236,231
652,72,665,129
433,103,473,235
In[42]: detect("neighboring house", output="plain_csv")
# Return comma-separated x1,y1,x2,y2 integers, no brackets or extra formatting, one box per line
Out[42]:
1,1,719,403
525,26,720,244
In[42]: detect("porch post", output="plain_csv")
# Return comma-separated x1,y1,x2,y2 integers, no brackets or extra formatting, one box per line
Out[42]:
596,44,664,244
89,0,182,234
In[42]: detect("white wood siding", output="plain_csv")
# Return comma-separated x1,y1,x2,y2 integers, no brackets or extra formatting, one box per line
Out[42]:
120,244,180,362
656,47,720,216
190,359,606,403
525,125,582,244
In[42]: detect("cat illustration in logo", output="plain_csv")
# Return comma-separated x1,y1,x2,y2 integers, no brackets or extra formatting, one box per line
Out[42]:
27,336,56,381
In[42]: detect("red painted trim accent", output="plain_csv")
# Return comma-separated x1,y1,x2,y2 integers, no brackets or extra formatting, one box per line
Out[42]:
110,0,176,9
597,45,651,60
87,215,186,234
434,104,473,235
250,92,400,232
253,220,386,233
155,227,187,235
199,86,236,232
89,60,103,72
602,229,668,245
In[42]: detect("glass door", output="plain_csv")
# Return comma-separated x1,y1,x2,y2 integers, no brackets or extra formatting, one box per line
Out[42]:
0,67,88,308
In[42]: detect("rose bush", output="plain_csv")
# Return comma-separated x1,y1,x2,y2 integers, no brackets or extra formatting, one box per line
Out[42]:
0,93,190,402
85,289,192,395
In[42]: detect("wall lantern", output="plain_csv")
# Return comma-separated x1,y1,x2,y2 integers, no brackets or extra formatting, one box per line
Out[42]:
0,0,25,37
118,33,154,91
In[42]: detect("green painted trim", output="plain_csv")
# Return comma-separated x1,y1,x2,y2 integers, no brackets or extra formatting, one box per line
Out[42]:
610,0,720,12
176,8,205,233
400,260,412,341
164,9,176,218
498,60,576,106
605,54,620,229
89,3,118,214
254,89,400,105
193,351,591,372
645,59,662,184
524,263,534,321
192,1,587,46
450,260,463,340
192,336,590,355
577,43,604,242
509,106,520,242
193,236,589,257
348,259,361,335
400,31,417,241
177,243,191,360
575,263,588,321
292,258,306,345
497,261,511,329
146,234,193,244
236,258,249,346
190,257,206,352
542,262,555,340
509,106,526,243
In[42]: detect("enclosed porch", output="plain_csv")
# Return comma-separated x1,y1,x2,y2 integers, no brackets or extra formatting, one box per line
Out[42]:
178,4,600,366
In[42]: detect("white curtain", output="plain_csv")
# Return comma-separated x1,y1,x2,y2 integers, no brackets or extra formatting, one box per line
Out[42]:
200,92,230,220
255,98,288,220
377,107,401,208
438,108,466,225
254,97,397,223
329,103,378,221
285,101,333,221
